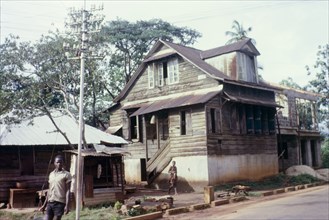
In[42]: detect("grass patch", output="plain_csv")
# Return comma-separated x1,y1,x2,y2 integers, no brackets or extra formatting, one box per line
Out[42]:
0,205,125,220
214,173,322,192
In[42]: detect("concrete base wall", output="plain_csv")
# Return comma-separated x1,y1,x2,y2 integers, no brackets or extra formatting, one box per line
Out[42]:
152,155,209,192
208,154,278,185
124,159,142,184
124,154,279,192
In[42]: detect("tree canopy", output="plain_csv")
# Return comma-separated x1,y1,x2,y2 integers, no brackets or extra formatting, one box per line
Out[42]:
306,44,329,133
102,18,201,86
0,17,201,130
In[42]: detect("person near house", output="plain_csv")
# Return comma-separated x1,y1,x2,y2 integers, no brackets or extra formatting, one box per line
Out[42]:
39,154,72,220
168,161,178,195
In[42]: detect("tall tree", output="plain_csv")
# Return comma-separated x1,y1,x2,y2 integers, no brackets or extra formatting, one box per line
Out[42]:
279,77,304,90
225,20,252,45
306,44,329,132
0,35,27,115
1,18,201,129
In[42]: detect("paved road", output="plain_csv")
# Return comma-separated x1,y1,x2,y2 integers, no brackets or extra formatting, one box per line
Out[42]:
164,185,329,220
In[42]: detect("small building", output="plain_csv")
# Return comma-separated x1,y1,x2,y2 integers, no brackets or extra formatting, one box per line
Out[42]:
0,111,128,207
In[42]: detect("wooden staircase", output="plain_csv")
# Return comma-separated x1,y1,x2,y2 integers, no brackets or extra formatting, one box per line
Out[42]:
146,139,171,184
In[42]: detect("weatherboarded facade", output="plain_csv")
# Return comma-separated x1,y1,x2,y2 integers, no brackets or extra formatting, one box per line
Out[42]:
107,39,286,191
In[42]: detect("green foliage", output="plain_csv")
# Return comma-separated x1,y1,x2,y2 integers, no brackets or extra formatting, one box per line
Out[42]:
114,201,122,210
279,77,304,90
287,174,319,185
214,173,321,192
103,18,201,84
127,207,146,217
321,138,329,168
306,44,329,132
225,20,253,45
1,16,201,131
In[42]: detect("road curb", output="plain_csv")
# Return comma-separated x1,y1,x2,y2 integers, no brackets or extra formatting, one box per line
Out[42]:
128,182,328,219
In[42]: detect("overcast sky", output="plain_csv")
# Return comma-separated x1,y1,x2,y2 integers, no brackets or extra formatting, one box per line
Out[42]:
1,0,328,86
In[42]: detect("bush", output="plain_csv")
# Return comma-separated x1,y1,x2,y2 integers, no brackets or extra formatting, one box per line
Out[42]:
321,138,329,168
214,173,321,192
287,174,319,185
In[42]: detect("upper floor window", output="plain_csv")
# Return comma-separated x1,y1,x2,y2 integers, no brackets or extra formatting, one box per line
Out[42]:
148,64,155,88
235,104,275,135
148,58,178,88
168,58,179,84
296,98,317,130
276,94,289,118
157,63,164,87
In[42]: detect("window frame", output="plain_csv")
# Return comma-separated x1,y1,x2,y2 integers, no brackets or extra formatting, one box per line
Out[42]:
148,64,155,88
168,58,179,85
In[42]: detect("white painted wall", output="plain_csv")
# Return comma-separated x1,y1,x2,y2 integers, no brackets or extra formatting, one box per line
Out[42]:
208,154,278,184
124,158,141,184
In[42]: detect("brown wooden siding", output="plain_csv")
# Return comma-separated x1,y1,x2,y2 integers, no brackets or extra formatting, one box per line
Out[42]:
169,107,207,157
123,58,219,103
0,146,71,203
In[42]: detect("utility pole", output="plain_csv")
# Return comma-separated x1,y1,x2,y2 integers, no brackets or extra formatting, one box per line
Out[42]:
63,2,103,219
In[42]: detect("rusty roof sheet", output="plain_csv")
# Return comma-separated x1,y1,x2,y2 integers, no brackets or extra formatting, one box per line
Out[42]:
64,144,130,157
201,38,260,59
223,92,282,108
162,41,230,80
130,91,220,116
143,51,176,62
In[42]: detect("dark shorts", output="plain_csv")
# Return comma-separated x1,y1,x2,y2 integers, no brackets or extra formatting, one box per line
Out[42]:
46,201,65,217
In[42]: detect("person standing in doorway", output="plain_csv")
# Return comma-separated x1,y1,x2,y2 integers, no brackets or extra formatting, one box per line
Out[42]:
168,161,178,195
39,154,72,220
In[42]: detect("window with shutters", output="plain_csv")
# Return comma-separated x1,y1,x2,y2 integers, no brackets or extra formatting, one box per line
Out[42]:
234,104,275,135
168,58,179,84
129,115,143,142
148,64,155,88
148,58,177,88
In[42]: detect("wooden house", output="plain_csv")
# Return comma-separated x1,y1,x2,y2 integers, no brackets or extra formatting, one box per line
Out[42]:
0,111,128,207
107,38,288,191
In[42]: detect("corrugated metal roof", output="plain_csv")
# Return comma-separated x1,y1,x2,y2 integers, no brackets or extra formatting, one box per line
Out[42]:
130,91,220,116
0,112,128,146
200,38,260,59
64,144,130,157
223,92,282,108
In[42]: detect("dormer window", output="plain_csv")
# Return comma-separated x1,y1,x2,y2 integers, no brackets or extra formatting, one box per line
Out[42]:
148,58,178,88
157,63,164,86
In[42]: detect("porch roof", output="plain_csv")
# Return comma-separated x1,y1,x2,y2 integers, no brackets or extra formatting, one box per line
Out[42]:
223,92,282,108
130,90,220,116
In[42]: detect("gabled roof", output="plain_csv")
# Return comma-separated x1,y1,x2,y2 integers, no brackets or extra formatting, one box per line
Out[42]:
113,39,264,103
0,111,128,146
200,38,260,59
114,40,229,102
